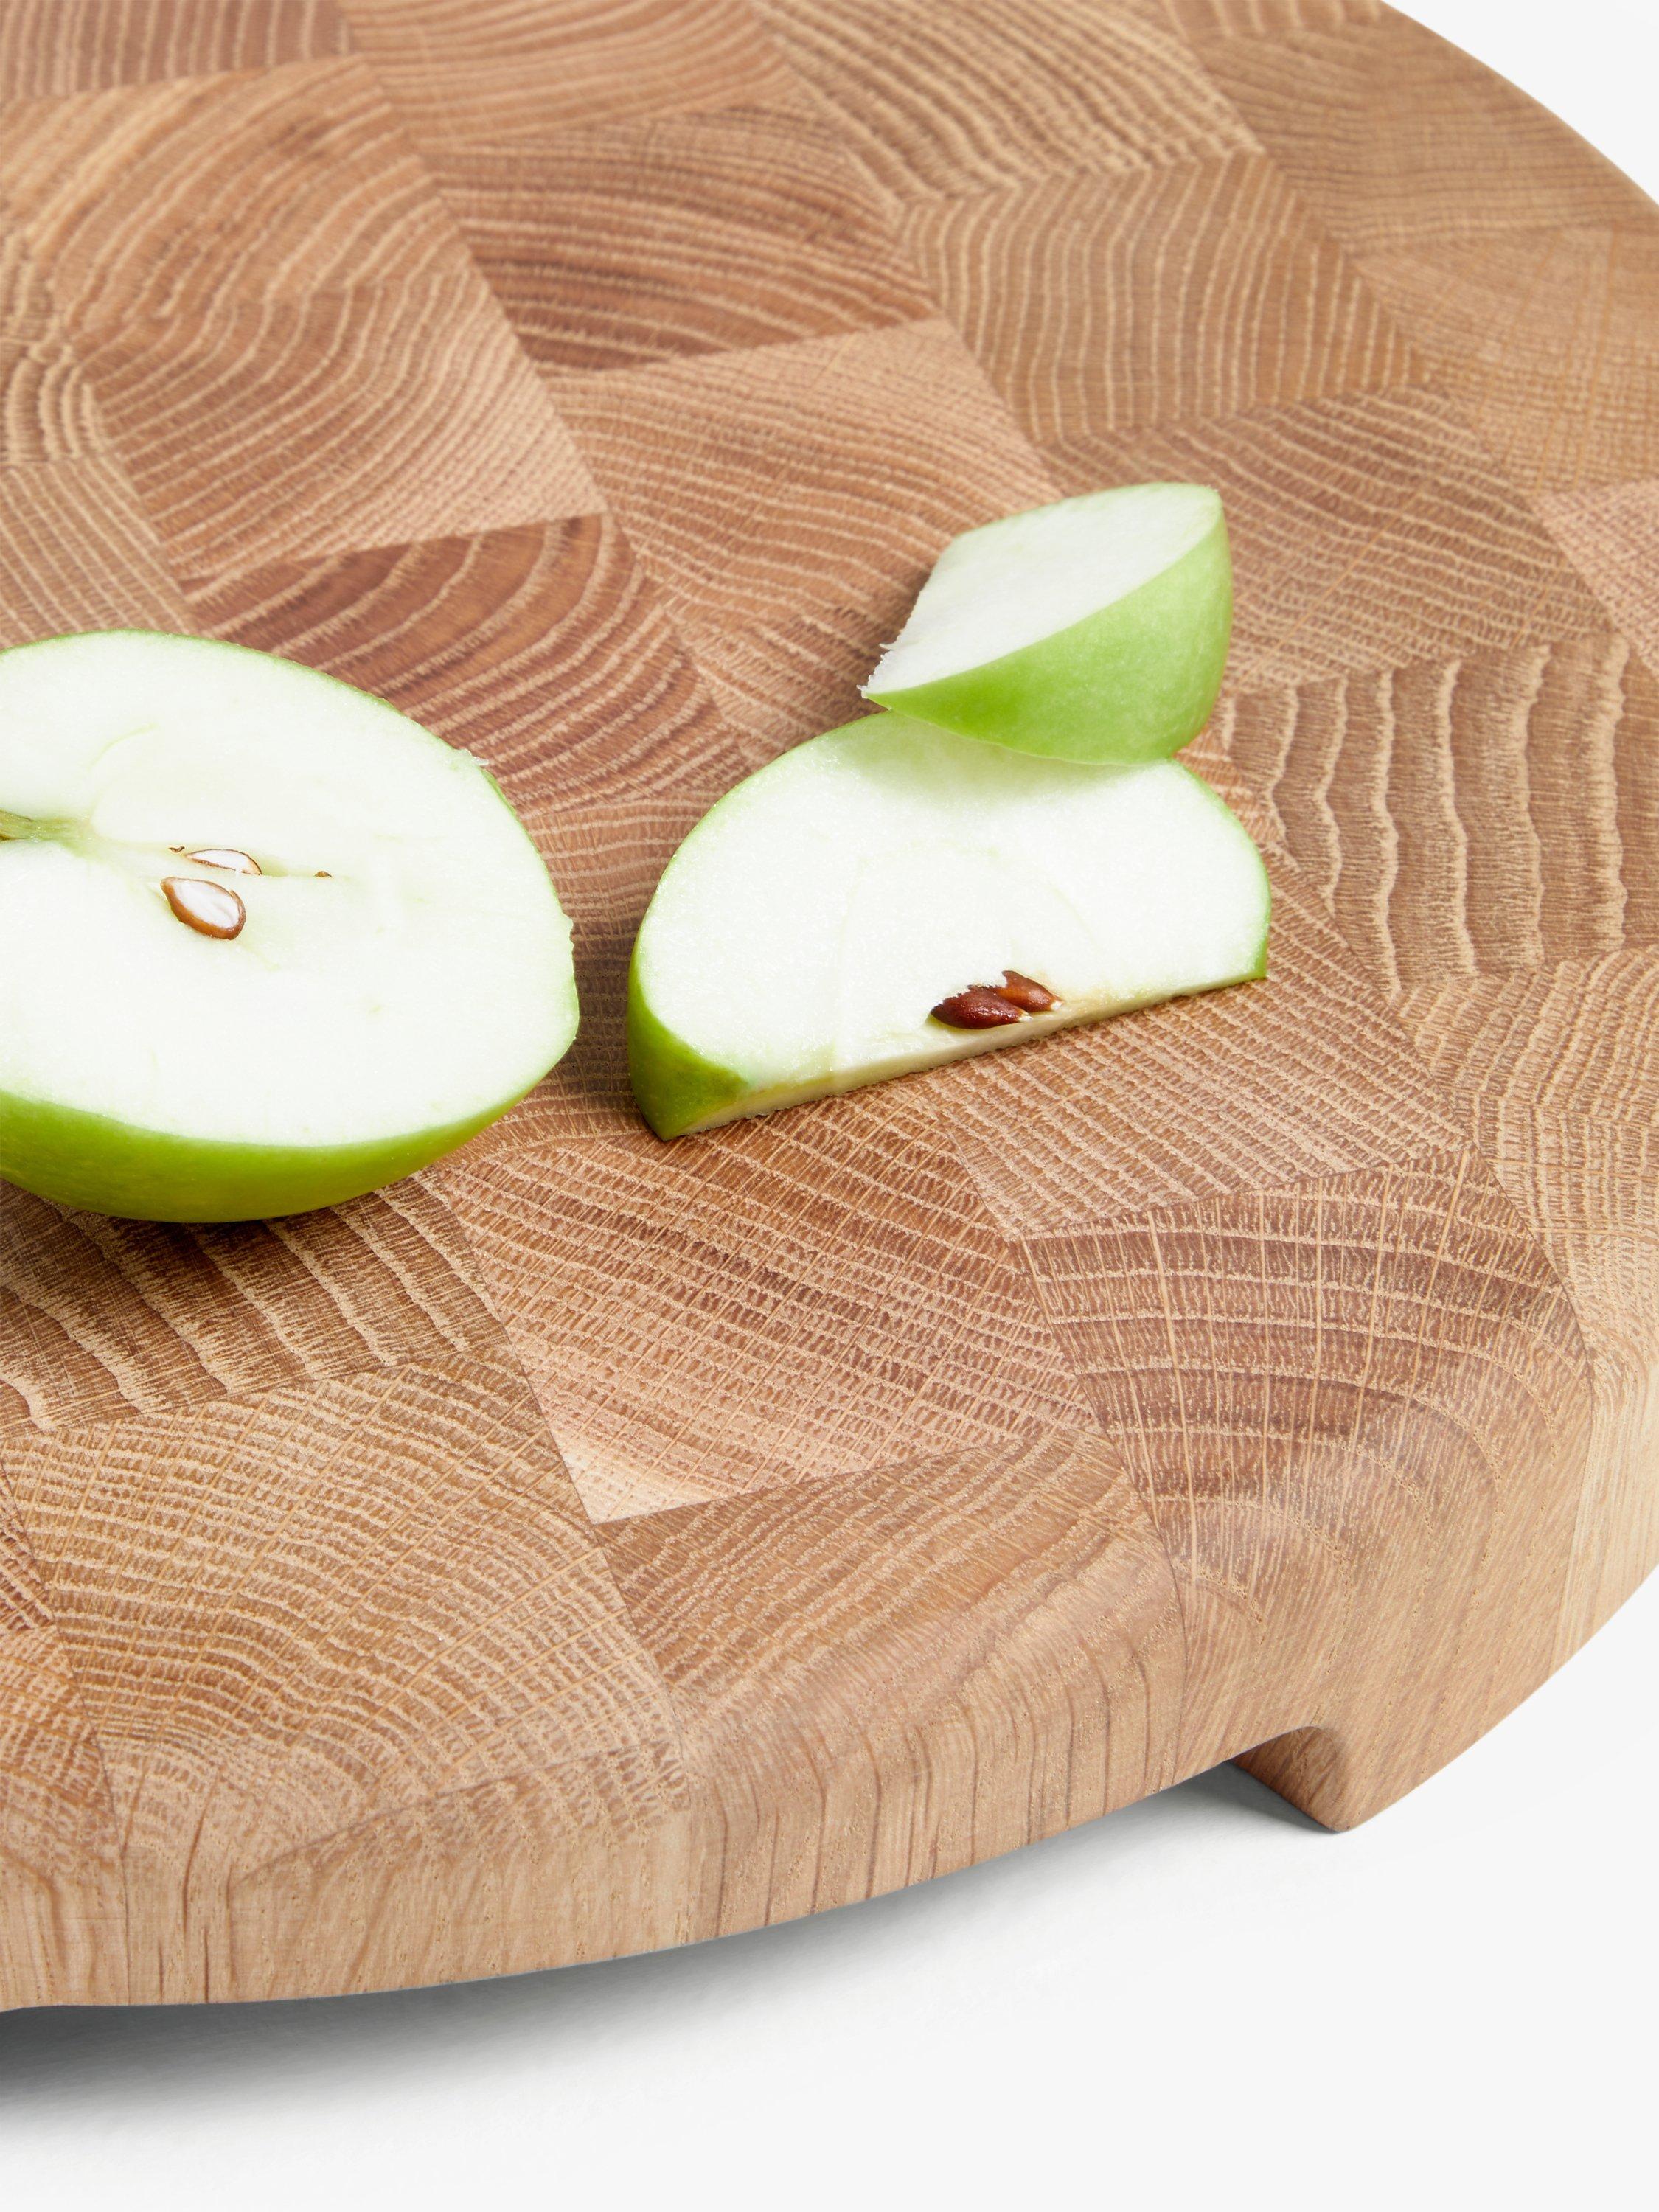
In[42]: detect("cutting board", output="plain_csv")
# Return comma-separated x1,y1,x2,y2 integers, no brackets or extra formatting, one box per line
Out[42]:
1,0,1656,2010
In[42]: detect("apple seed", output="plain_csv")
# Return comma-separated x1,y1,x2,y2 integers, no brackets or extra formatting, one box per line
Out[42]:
163,875,246,939
931,985,1026,1029
998,970,1057,1013
184,846,260,875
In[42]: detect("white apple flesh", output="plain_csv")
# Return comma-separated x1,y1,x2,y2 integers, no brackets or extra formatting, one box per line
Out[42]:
629,714,1269,1138
0,630,577,1220
865,483,1231,765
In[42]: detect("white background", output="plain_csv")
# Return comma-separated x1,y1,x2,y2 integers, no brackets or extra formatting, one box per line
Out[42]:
5,4,1658,2204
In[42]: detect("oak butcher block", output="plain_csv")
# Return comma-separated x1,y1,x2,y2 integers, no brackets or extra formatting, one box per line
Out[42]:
0,0,1656,2008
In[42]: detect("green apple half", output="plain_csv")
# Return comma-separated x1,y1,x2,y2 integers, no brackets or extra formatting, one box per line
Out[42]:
0,631,577,1220
863,483,1231,765
628,713,1268,1138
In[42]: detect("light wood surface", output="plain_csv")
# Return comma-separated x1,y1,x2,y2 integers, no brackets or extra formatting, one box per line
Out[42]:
1,0,1655,2009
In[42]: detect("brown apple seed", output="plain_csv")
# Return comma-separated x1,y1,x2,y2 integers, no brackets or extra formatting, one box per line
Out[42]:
163,876,246,939
998,970,1058,1012
183,846,261,875
931,986,1026,1029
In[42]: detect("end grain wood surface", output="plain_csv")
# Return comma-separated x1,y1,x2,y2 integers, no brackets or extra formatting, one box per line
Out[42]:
1,0,1657,2008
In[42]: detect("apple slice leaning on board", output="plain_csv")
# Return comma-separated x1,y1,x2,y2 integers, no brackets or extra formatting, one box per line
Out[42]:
863,483,1231,764
0,630,577,1221
628,713,1269,1139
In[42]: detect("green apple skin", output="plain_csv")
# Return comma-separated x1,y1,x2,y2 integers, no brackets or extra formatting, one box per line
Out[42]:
627,955,750,1144
866,507,1231,765
0,1081,534,1223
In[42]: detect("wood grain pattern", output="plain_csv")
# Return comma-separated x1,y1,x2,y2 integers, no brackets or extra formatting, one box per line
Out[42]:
0,60,599,577
757,0,1259,209
0,0,1655,2006
1162,1,1382,34
900,154,1421,446
1020,1148,1591,1818
189,516,742,810
439,1088,1097,1521
1541,479,1659,671
1358,220,1659,498
434,103,929,375
0,1500,125,2009
0,452,191,639
0,2,350,100
600,1430,1184,1933
4,1354,690,1998
1397,953,1659,1643
0,60,465,324
1053,387,1610,690
74,271,597,579
941,862,1468,1235
346,0,795,152
1192,13,1652,250
1213,635,1659,993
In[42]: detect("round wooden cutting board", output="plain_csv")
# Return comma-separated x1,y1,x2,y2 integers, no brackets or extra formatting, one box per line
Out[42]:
1,0,1656,2009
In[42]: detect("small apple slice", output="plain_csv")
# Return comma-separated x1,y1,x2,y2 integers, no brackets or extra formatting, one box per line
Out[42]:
628,714,1268,1138
864,483,1231,765
0,630,577,1220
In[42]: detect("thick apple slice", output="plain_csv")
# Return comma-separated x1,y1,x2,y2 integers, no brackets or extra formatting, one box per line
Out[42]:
864,484,1231,764
0,631,577,1220
629,714,1267,1138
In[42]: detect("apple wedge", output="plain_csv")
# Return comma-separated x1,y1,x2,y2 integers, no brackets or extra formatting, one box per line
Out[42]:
629,714,1268,1138
0,630,577,1220
864,484,1231,764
